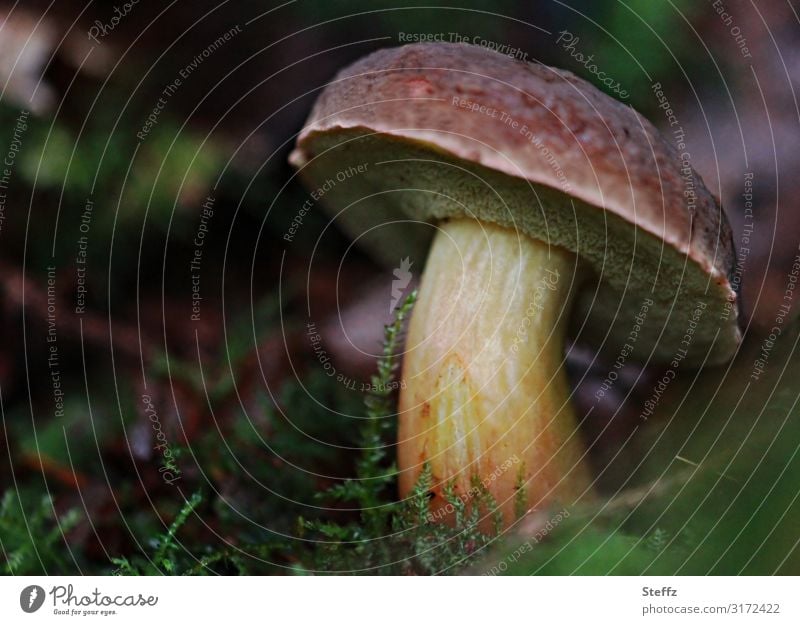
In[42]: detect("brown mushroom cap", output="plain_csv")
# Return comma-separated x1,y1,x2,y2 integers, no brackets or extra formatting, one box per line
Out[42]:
290,42,741,366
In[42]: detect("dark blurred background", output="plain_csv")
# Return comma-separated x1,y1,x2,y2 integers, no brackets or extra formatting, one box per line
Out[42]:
1,1,798,575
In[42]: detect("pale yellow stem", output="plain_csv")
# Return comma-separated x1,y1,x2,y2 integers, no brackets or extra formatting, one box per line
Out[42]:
398,218,591,528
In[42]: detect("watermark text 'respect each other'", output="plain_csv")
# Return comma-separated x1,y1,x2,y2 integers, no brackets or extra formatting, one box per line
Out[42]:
284,163,368,243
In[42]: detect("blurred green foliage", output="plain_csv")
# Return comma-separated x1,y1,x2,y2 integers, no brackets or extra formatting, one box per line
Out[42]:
481,323,800,575
0,489,80,574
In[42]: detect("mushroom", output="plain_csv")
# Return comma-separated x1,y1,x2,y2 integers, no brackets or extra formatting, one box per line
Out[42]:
290,43,740,527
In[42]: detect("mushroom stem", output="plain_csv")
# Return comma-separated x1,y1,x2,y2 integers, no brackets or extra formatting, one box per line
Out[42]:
398,218,591,528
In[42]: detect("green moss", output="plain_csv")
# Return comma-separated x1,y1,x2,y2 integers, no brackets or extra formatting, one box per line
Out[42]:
0,489,80,575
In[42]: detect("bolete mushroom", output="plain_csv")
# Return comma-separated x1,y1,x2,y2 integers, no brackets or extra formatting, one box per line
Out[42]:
290,43,740,527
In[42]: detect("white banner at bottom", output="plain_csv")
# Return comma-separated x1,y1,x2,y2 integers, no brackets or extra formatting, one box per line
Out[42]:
1,576,796,624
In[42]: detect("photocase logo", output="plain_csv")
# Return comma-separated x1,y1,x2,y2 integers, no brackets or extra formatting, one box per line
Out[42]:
20,585,45,613
390,257,413,313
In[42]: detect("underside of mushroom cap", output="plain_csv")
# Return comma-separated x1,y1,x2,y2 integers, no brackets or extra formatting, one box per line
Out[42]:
289,42,741,367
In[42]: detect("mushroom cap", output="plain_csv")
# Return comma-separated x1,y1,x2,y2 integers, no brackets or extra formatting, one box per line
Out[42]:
290,42,741,366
